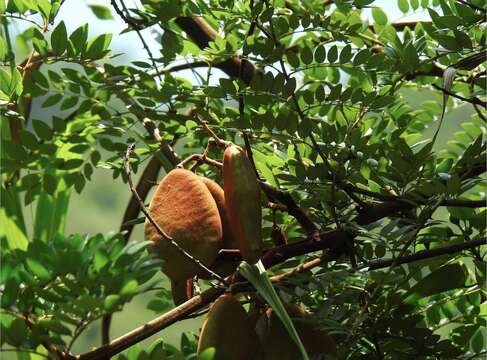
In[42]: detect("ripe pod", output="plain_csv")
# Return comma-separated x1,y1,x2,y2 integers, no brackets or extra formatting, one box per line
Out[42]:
223,144,262,264
197,176,240,280
145,169,222,284
199,176,238,250
198,294,263,359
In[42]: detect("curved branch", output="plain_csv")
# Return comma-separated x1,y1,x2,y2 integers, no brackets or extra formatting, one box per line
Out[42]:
174,15,259,84
362,237,486,271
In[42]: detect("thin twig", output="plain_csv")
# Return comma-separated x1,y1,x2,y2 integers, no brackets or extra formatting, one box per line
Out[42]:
432,84,486,108
110,0,162,83
176,153,223,169
195,113,231,148
361,237,486,271
123,143,226,283
259,181,318,235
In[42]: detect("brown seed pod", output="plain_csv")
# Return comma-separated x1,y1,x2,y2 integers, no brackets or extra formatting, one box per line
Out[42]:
256,304,337,359
170,278,194,306
223,144,262,264
199,176,238,250
197,176,240,280
145,169,222,282
198,294,263,360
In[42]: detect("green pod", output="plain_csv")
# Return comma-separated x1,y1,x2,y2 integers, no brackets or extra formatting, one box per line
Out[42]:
223,144,262,264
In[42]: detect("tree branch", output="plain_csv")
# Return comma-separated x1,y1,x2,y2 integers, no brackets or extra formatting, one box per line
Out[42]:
242,132,319,235
361,237,486,271
174,15,259,84
432,84,486,108
259,181,318,235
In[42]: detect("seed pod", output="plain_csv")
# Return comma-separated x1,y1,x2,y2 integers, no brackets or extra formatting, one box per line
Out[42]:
223,144,262,264
199,176,238,250
145,169,222,283
197,176,240,280
198,294,263,360
170,278,194,306
256,304,337,359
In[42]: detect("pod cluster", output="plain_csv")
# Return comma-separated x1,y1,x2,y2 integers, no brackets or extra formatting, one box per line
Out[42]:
145,143,263,304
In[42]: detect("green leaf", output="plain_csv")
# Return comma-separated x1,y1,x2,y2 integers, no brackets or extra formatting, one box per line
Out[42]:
26,257,51,280
314,45,326,63
69,24,89,55
300,46,313,65
371,95,395,108
0,188,28,250
355,0,374,5
404,263,466,303
286,51,300,68
327,45,338,63
398,0,409,13
403,43,419,71
60,96,79,110
36,0,52,21
51,21,68,55
89,5,113,19
32,119,53,140
43,173,58,195
52,116,67,132
42,93,63,108
34,174,70,242
7,318,28,346
0,67,23,99
372,7,388,25
84,33,112,59
339,44,352,64
38,318,72,336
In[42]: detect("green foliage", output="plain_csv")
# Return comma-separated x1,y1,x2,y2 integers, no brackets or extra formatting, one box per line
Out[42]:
1,0,486,359
1,232,163,352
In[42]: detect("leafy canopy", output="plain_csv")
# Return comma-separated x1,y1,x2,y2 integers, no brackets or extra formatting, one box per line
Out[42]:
0,0,486,359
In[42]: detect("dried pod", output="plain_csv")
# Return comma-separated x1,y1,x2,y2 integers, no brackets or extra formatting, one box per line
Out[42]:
223,144,262,264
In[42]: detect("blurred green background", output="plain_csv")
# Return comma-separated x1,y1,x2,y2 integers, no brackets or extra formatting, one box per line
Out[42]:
8,0,479,356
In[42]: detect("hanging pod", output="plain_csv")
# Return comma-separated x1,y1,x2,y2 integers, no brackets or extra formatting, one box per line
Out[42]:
145,169,223,304
198,294,263,359
255,304,337,360
223,144,262,264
